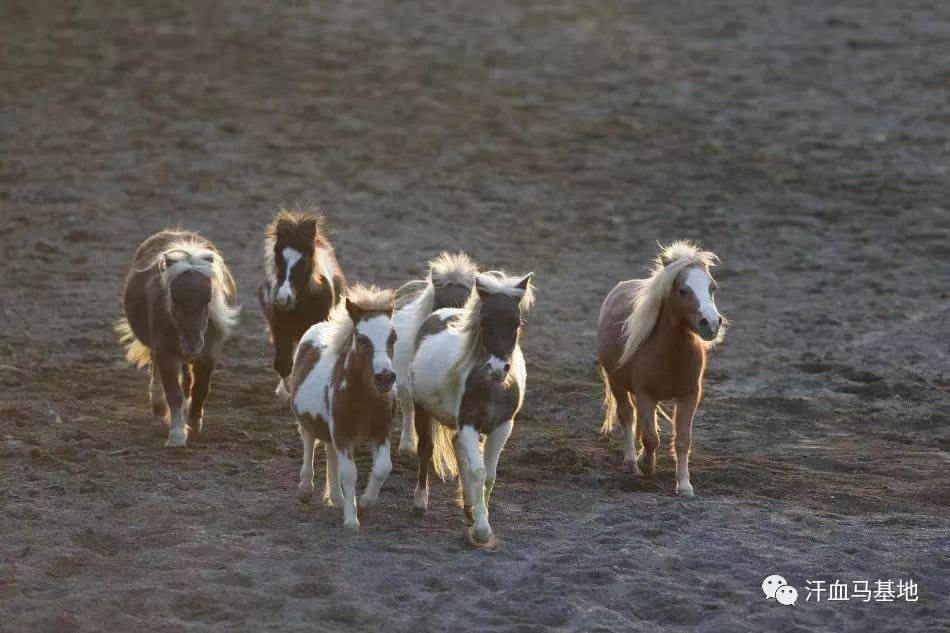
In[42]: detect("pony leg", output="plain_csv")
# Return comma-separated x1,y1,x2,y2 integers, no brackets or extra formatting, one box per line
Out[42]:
458,425,491,543
617,391,640,475
324,443,344,507
273,334,294,401
635,396,659,475
187,359,215,435
396,385,418,455
359,440,393,509
335,447,359,530
413,406,433,511
483,420,513,508
155,355,187,448
673,393,700,497
148,364,166,416
297,426,317,503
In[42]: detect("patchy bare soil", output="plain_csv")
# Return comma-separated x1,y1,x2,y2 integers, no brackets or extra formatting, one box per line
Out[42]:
1,1,948,632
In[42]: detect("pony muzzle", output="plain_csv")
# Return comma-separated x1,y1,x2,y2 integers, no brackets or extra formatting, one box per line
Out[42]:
274,289,296,310
374,368,396,392
697,315,721,341
483,356,511,382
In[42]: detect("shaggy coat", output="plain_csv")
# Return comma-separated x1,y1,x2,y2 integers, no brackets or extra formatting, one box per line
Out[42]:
116,230,239,447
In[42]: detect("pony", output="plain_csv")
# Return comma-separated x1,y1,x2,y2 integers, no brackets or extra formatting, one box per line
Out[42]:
116,230,240,448
597,241,725,497
409,270,534,543
392,251,478,455
290,284,397,531
258,208,345,400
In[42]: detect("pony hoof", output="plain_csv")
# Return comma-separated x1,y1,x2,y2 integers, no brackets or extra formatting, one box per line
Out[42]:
469,523,494,545
275,380,291,401
676,483,695,498
164,432,187,448
298,483,315,504
636,454,655,475
358,494,377,510
343,518,360,532
326,495,344,508
463,506,475,524
397,442,417,456
188,419,202,435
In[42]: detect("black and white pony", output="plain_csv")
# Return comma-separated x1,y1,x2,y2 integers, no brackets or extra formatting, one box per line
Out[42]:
409,271,534,543
392,252,478,454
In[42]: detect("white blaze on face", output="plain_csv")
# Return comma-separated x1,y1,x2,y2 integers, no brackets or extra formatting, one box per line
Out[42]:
276,247,302,304
683,267,720,330
356,315,394,375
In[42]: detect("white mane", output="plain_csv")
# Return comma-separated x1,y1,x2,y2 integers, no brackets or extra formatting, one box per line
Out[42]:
430,251,477,288
617,241,719,367
158,239,240,338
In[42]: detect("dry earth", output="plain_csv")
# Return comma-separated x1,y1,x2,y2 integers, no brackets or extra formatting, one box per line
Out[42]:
1,1,948,632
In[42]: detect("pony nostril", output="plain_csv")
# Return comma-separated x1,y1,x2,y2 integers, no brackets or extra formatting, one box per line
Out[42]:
717,316,723,326
699,318,709,328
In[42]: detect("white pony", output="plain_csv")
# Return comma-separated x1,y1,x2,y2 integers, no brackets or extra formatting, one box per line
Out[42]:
409,271,534,543
393,252,478,455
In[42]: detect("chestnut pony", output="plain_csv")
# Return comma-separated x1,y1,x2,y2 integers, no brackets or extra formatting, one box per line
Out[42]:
116,230,240,447
597,241,725,496
259,208,345,399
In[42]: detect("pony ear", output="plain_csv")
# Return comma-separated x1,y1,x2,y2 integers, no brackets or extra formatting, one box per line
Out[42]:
299,216,319,242
515,273,533,291
345,297,362,322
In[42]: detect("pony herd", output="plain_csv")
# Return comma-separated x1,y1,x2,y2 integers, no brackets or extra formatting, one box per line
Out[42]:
116,208,726,543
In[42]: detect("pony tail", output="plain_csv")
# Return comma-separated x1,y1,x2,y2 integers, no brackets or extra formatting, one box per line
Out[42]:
599,365,617,436
430,420,459,481
114,318,151,368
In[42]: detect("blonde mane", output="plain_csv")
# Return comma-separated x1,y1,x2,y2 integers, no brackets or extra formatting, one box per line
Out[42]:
617,241,719,367
322,284,395,357
159,239,241,338
430,251,478,288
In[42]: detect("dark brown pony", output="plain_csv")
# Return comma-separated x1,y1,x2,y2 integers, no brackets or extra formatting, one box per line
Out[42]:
116,230,240,447
290,285,396,531
597,241,724,496
258,208,345,399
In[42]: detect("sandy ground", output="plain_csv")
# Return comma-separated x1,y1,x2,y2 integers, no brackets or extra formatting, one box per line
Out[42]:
1,1,949,631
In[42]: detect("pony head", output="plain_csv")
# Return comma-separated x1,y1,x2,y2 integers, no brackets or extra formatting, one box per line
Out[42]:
265,209,326,311
340,285,397,392
159,242,237,358
460,271,534,383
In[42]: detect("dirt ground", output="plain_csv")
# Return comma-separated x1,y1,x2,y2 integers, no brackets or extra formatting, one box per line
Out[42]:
1,1,948,632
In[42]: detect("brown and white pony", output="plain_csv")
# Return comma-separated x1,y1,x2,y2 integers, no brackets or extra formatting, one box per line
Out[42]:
116,230,240,448
410,271,534,543
259,208,345,400
597,241,725,496
392,252,478,455
290,285,396,531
